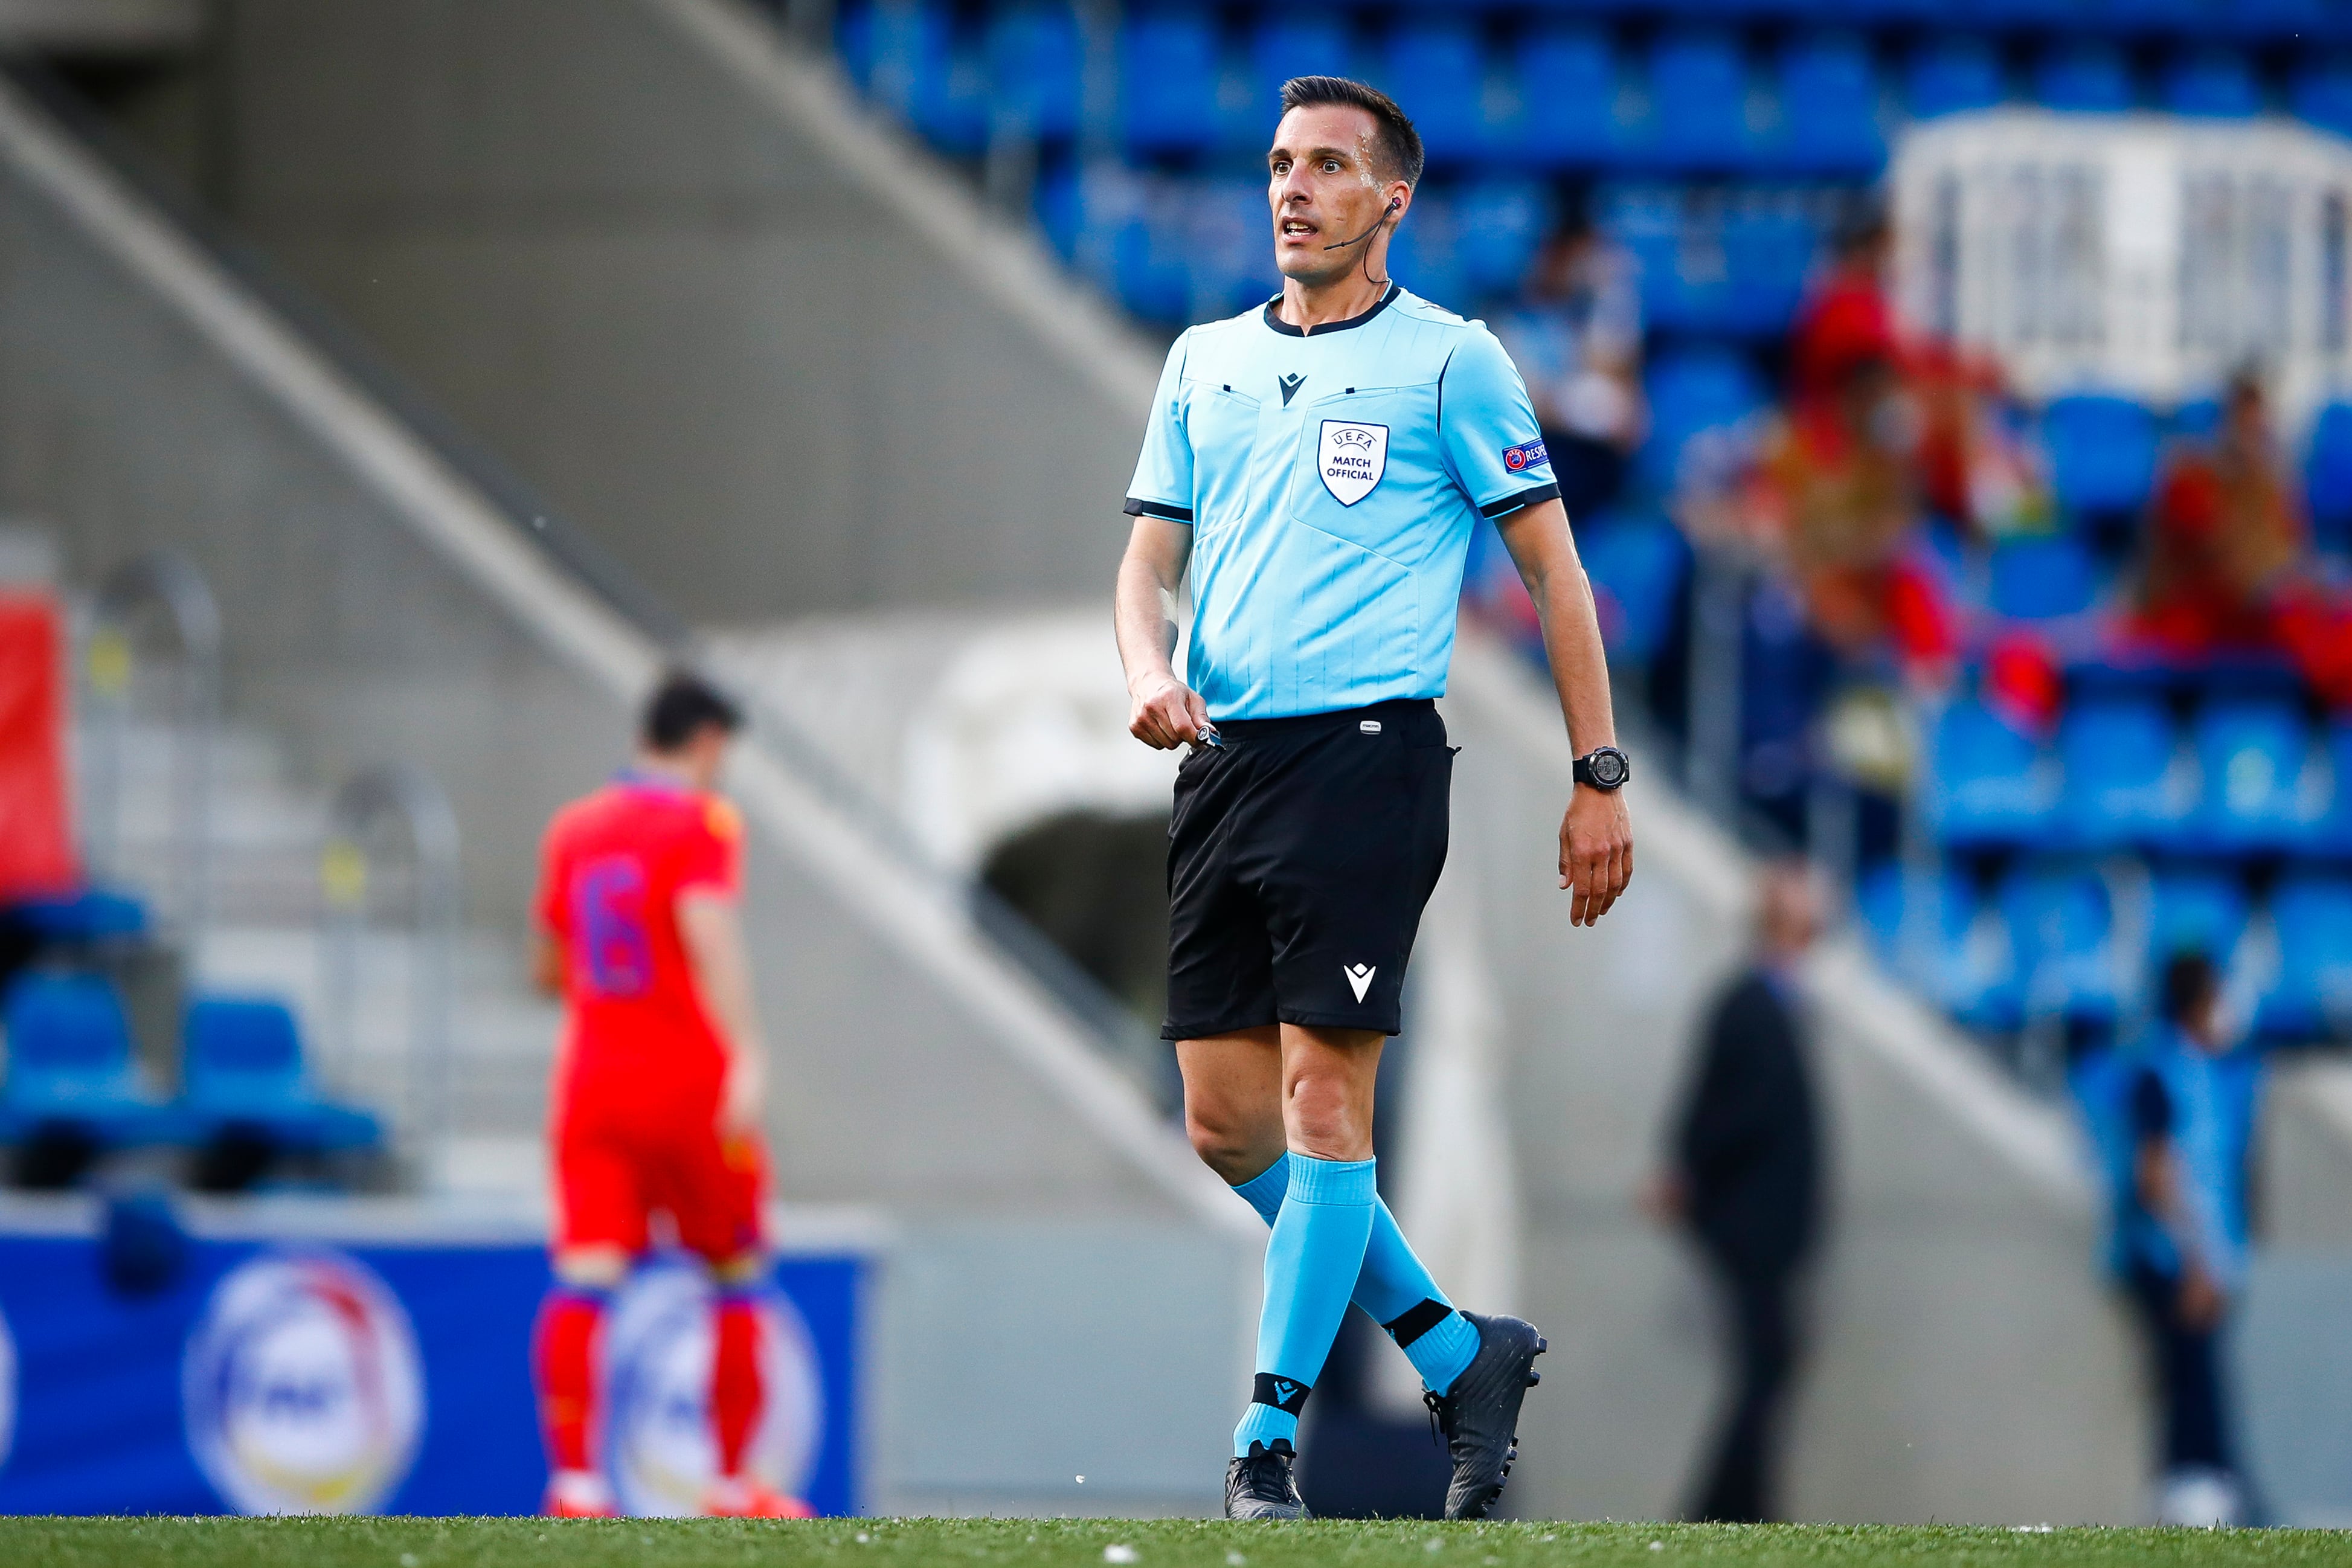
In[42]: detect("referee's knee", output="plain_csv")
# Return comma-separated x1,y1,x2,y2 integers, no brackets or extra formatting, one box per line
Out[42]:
1183,1110,1274,1185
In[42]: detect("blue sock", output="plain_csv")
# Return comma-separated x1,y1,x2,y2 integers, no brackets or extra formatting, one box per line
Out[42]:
1229,1154,1481,1396
1234,1154,1378,1457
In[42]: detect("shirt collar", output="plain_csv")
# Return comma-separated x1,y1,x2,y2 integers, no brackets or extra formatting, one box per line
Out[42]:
612,768,695,796
1262,283,1400,339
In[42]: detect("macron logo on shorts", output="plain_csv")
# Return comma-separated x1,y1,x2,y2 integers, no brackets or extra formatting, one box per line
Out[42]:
1343,963,1377,1003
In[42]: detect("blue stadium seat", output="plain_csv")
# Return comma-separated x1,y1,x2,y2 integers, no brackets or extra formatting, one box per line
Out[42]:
1987,536,2099,620
2000,867,2122,1024
1576,512,1691,666
2059,696,2191,849
1071,167,1189,323
2033,42,2134,114
1857,864,2020,1030
1637,342,1768,492
0,973,178,1151
2289,53,2352,138
2147,869,2251,968
2163,48,2261,118
1517,26,1622,169
986,4,1083,143
2261,875,2352,1039
1776,33,1884,175
4,889,147,943
1122,10,1219,157
1926,698,2058,848
1381,21,1488,164
2189,699,2318,853
1387,193,1468,313
835,1,878,94
1182,179,1277,322
2305,403,2352,553
1717,203,1820,335
1645,30,1754,172
2042,395,2160,521
1904,36,2004,120
2172,397,2223,440
1033,161,1082,260
1601,191,1696,331
863,1,989,156
1454,181,1552,301
181,997,380,1153
1247,14,1351,127
2328,721,2352,855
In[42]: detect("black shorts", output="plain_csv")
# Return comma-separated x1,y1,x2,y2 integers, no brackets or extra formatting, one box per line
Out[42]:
1162,698,1453,1040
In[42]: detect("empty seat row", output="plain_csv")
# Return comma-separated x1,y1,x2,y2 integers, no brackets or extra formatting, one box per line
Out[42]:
1043,168,1554,324
840,5,2352,176
1600,188,1827,337
1860,863,2352,1040
1043,163,1831,332
1929,695,2352,855
0,973,379,1172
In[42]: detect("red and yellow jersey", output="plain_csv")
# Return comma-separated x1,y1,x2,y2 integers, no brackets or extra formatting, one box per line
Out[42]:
535,774,745,1102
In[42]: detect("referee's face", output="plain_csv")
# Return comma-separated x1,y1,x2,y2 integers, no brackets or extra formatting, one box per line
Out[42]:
1267,105,1398,284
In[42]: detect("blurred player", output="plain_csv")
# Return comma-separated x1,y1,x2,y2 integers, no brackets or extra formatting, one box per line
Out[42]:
528,672,809,1520
1114,77,1634,1520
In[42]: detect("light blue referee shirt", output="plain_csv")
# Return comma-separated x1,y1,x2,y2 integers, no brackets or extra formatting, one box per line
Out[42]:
1125,283,1560,721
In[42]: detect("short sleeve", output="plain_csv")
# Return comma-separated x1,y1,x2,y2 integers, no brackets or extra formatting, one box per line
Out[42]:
676,797,745,900
1437,327,1563,521
1123,332,1195,524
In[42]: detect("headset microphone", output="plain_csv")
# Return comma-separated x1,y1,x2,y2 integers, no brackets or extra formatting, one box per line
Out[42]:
1322,197,1402,251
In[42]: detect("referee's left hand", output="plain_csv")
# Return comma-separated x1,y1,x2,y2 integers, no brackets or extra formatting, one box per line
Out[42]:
1560,785,1633,926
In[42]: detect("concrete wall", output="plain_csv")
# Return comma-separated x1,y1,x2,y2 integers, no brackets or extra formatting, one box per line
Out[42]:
0,80,1197,1222
199,0,1151,625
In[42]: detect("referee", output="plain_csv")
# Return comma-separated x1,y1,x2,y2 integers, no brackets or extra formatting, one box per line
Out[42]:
1115,77,1634,1521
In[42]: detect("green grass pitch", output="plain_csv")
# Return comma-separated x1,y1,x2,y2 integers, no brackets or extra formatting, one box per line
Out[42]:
7,1518,2351,1568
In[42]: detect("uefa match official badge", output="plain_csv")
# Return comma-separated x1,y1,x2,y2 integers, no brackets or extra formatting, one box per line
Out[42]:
1318,421,1389,506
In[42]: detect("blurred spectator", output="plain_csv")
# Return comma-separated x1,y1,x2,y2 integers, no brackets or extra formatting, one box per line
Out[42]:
2113,953,2261,1528
1910,344,2055,541
1492,210,1645,519
1676,216,1954,684
2133,371,2308,654
1646,861,1825,1524
1790,212,1896,406
2133,371,2352,707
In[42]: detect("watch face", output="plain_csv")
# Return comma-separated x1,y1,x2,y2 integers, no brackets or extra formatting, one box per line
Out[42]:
1589,749,1629,789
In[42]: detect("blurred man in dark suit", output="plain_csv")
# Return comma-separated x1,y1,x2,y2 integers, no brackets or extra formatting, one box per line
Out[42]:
1646,860,1825,1523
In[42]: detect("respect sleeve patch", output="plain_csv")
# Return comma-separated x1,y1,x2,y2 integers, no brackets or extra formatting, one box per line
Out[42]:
1502,439,1550,473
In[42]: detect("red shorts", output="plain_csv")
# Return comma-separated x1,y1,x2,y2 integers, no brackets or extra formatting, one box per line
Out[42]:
551,1073,766,1265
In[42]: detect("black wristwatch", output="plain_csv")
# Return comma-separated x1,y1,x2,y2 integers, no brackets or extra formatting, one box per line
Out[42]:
1574,746,1631,792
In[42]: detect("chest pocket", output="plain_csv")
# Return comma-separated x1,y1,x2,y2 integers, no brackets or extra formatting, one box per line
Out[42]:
1284,387,1427,555
1186,383,1262,530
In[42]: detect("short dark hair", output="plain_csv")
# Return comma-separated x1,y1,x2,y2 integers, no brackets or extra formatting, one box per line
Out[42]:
1279,76,1425,189
2161,951,2220,1027
640,670,744,753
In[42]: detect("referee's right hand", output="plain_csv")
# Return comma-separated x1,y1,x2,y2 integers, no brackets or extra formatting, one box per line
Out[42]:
1129,670,1210,749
